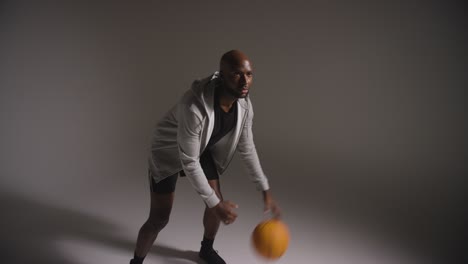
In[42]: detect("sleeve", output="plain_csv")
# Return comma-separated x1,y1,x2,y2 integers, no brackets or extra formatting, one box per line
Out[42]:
236,101,270,191
177,103,221,208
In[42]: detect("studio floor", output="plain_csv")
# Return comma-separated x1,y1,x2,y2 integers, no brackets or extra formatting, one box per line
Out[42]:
2,167,425,264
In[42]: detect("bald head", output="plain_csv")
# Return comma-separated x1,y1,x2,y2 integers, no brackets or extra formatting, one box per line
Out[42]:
219,50,252,73
218,50,254,99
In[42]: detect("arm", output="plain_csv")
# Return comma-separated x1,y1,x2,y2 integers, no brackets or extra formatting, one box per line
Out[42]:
237,105,269,191
177,102,238,223
237,102,281,218
177,102,220,208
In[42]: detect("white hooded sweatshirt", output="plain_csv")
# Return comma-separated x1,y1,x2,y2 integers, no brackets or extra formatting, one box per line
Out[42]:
148,72,269,208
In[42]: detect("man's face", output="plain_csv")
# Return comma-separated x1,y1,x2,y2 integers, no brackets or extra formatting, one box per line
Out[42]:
221,59,253,98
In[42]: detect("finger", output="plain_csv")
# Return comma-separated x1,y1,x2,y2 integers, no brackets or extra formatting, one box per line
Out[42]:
222,204,236,216
273,211,281,219
227,212,237,220
222,209,236,220
223,216,236,225
228,215,237,224
273,207,282,219
226,200,239,209
229,211,238,218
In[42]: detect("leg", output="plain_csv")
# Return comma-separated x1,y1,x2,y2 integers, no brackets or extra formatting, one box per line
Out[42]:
199,179,226,263
134,191,174,258
203,179,223,239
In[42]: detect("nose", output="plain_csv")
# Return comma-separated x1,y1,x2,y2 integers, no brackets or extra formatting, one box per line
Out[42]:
240,74,249,85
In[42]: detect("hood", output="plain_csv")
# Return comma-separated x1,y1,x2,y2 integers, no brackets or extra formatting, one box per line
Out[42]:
190,72,249,116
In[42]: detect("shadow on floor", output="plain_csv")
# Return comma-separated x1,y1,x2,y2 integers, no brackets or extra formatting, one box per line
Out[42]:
0,189,204,263
149,245,203,263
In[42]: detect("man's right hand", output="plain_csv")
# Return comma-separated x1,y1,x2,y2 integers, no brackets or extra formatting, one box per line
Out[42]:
212,200,238,225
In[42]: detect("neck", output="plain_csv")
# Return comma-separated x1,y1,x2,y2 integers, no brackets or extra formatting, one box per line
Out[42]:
218,85,237,111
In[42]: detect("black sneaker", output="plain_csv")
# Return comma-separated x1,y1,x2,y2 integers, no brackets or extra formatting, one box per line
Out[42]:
199,247,226,264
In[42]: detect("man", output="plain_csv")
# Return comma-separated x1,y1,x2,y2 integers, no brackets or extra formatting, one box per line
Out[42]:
130,50,281,264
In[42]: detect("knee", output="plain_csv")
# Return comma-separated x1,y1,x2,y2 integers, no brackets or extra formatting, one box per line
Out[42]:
146,211,171,231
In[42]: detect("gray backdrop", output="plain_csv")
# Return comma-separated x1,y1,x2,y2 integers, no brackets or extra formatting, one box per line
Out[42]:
1,1,466,263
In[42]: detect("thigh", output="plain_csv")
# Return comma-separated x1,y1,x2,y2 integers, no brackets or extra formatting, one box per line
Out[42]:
149,171,178,194
199,150,220,181
151,192,175,212
148,172,178,218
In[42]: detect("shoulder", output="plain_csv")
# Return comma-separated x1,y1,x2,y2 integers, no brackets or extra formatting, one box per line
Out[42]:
177,75,211,118
190,73,218,96
240,95,254,111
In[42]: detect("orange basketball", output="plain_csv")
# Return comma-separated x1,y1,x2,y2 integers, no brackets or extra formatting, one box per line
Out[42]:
251,219,290,260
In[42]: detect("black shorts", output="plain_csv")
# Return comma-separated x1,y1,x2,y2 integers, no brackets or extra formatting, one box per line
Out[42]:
149,150,219,194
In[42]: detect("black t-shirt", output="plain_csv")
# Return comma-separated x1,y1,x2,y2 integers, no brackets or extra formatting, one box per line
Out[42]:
206,87,238,148
181,86,238,178
200,86,238,178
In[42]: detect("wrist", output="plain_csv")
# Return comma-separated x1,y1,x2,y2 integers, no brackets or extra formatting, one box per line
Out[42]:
262,189,272,201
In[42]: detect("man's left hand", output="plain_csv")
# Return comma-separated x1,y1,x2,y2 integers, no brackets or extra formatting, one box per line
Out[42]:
263,190,281,219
